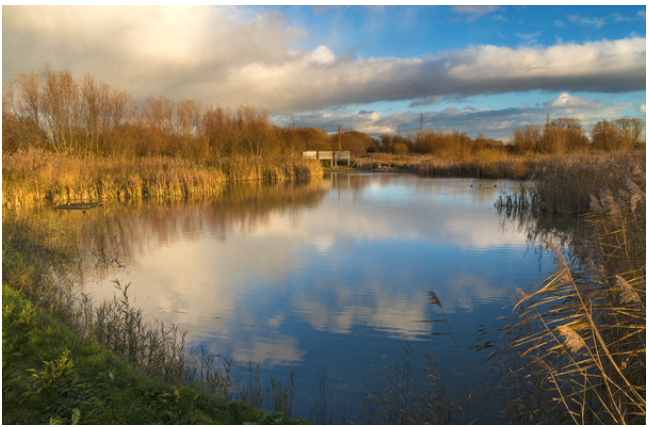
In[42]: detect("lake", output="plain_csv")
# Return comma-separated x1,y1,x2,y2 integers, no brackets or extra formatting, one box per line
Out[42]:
63,172,557,423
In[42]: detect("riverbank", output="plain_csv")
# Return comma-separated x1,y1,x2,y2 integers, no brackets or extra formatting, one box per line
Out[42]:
3,149,645,424
2,282,301,424
353,150,645,182
4,149,643,210
2,148,323,208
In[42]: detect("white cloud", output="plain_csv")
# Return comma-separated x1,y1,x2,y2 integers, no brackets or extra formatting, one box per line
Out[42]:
543,92,630,120
640,103,646,114
310,45,336,66
550,92,589,108
3,6,646,115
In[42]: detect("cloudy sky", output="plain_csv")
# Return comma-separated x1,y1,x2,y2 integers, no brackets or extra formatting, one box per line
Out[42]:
2,4,646,140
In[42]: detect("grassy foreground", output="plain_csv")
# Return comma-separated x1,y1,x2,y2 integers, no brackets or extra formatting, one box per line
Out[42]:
2,283,300,425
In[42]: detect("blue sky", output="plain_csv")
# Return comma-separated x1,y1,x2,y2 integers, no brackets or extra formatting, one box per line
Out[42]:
2,4,646,140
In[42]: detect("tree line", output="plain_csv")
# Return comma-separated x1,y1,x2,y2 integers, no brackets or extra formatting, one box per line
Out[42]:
2,69,645,159
2,69,333,159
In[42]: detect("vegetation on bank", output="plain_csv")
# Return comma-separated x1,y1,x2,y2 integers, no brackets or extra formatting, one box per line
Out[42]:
495,153,646,424
2,67,646,424
2,201,310,424
2,148,323,208
2,68,644,209
2,283,301,425
3,68,644,162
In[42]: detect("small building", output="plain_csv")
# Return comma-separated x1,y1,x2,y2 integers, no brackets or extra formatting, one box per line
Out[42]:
303,150,351,166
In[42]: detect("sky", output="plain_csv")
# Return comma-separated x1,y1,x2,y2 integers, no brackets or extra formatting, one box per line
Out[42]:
2,4,646,141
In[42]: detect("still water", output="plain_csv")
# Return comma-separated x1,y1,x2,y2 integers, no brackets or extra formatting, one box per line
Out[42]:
75,172,554,423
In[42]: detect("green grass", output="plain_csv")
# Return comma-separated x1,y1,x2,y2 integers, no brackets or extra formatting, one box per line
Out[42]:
2,283,302,425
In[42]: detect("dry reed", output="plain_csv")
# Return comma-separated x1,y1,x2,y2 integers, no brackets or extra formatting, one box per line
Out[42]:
2,148,323,208
500,165,646,424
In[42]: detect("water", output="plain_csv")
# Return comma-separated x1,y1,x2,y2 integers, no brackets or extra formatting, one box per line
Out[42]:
69,173,555,423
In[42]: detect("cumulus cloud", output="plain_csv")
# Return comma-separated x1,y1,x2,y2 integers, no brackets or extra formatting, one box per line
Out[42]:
3,6,646,115
310,45,336,66
280,92,640,140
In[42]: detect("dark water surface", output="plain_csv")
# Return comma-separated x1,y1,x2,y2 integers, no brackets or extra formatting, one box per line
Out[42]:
73,173,555,423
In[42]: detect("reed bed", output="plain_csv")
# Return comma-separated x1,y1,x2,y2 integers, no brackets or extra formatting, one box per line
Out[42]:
528,151,646,214
418,152,533,179
355,151,533,179
2,148,323,208
499,153,646,424
356,151,645,190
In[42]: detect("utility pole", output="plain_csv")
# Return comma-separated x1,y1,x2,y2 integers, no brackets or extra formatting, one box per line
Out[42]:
419,113,423,135
336,125,341,167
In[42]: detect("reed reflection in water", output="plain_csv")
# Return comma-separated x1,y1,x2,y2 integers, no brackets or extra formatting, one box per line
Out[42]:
73,173,554,423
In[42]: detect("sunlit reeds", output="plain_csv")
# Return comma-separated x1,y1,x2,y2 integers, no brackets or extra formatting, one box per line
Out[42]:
356,152,531,179
356,151,646,190
2,148,323,208
527,151,646,214
499,161,646,424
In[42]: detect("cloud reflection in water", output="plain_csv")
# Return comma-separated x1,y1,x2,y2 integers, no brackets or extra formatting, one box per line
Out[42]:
83,174,549,369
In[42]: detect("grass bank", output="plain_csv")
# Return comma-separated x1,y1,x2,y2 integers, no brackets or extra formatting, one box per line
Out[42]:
2,186,319,423
2,148,323,208
2,282,300,424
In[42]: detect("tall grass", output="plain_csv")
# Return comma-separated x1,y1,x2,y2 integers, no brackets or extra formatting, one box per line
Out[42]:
356,151,531,179
528,151,645,214
499,154,646,424
2,148,323,208
356,151,645,185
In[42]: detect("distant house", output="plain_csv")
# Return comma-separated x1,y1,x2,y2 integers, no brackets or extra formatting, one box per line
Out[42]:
303,150,351,166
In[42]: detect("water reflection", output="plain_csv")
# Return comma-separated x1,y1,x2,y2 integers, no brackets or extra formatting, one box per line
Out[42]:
30,173,557,422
